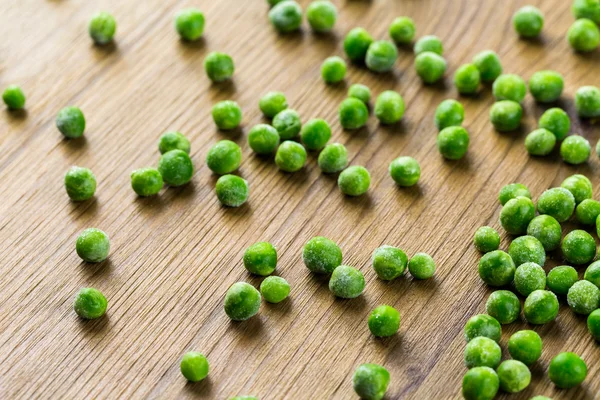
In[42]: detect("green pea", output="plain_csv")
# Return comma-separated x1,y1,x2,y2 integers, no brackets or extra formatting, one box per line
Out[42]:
584,260,600,287
514,262,547,297
567,18,600,52
64,166,97,201
538,107,570,141
130,168,163,197
573,0,600,24
248,124,280,154
525,128,556,156
300,118,331,150
243,242,277,276
389,16,415,45
478,250,516,287
339,97,369,130
567,280,600,314
497,360,531,393
206,140,242,175
575,85,600,117
529,70,564,103
536,187,575,222
76,228,110,263
306,0,337,32
526,215,561,251
302,236,342,274
562,229,596,265
492,74,526,103
260,276,290,303
259,91,288,119
507,330,543,365
434,99,464,131
548,352,588,388
437,126,469,160
374,90,405,124
472,50,502,82
462,367,499,400
408,252,435,279
513,6,544,37
547,265,578,296
215,174,249,207
365,40,398,73
275,141,307,172
343,27,373,62
464,314,502,342
587,309,600,340
489,100,523,132
500,196,535,234
158,149,194,186
2,85,26,110
498,183,531,206
268,0,303,33
348,84,371,104
89,11,116,45
414,51,447,84
576,199,600,224
321,56,346,84
212,100,242,130
560,135,591,164
562,173,593,204
224,282,261,321
158,131,191,154
523,290,559,324
509,236,545,266
74,287,108,319
174,8,205,41
352,363,390,400
56,107,85,139
414,35,443,55
338,166,371,196
454,63,481,95
180,352,209,382
204,52,235,82
328,265,365,298
372,245,408,280
464,336,502,369
474,226,500,253
389,156,420,187
485,290,520,324
273,109,302,139
368,305,400,337
318,143,348,174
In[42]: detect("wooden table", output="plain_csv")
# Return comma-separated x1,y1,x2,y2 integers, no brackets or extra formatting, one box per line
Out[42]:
1,0,599,398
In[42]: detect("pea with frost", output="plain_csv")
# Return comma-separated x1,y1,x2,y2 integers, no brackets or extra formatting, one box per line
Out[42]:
2,85,26,110
562,173,593,204
74,287,108,319
158,149,194,186
372,245,407,280
365,40,398,73
497,360,531,393
130,168,163,197
529,70,564,103
275,141,307,172
523,290,559,324
464,336,501,369
260,276,290,303
215,175,248,207
174,8,205,41
259,91,288,118
318,143,348,173
224,282,261,321
65,166,97,201
273,109,302,140
490,100,523,132
89,12,116,45
204,52,235,82
300,119,331,151
243,242,277,276
473,226,500,253
212,100,242,130
206,140,242,175
525,128,556,156
464,314,502,342
536,187,575,222
478,250,516,287
508,235,545,266
485,290,520,324
368,305,400,337
348,84,371,104
492,74,526,103
158,131,190,154
56,107,86,139
472,50,502,82
414,52,447,84
389,156,420,187
513,6,544,37
306,0,337,33
576,199,600,224
561,135,591,164
547,265,578,295
575,85,600,117
567,18,600,52
328,265,365,298
567,280,600,314
389,17,415,45
539,107,570,141
408,252,435,279
302,236,342,274
339,98,368,130
180,352,209,382
321,56,346,84
414,35,443,55
435,99,464,130
268,1,303,33
508,330,543,365
514,262,546,297
352,363,390,400
437,126,469,160
584,260,600,287
562,229,596,265
527,215,561,251
453,64,480,95
76,228,110,263
248,124,280,154
499,196,535,234
498,183,531,206
462,367,499,400
343,27,373,62
338,166,370,196
375,90,405,124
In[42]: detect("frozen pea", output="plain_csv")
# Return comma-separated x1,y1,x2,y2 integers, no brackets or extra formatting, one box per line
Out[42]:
269,1,302,33
339,97,369,130
493,74,527,103
523,290,559,324
348,84,371,104
301,118,331,151
389,156,420,187
365,40,398,73
498,183,531,206
490,100,523,132
525,129,556,156
338,166,370,196
434,99,464,131
567,18,600,52
576,199,600,224
89,12,116,45
174,8,205,41
130,168,163,197
260,276,290,303
352,363,390,400
462,367,499,400
575,85,600,117
562,174,593,204
562,229,596,265
2,85,25,110
561,135,591,164
464,314,502,342
374,90,405,124
204,52,234,82
343,27,373,62
368,305,400,337
248,124,280,154
318,143,348,173
587,309,600,339
321,56,346,84
529,70,564,103
76,228,110,263
584,260,600,287
437,126,469,160
539,108,570,141
273,109,302,140
474,226,500,253
472,50,502,82
485,290,521,324
497,360,531,393
224,282,261,321
408,252,435,279
414,35,443,55
275,141,307,172
74,287,107,319
509,236,545,266
303,236,342,274
389,17,415,45
212,100,242,130
414,51,447,84
567,280,600,314
243,242,277,276
573,0,600,23
259,91,288,118
64,166,97,201
513,6,544,37
158,149,194,186
514,262,547,297
508,330,543,365
547,266,578,295
478,250,516,287
215,175,248,207
306,0,337,32
328,265,365,298
464,336,502,369
536,187,575,222
453,63,480,95
158,131,191,154
500,196,535,234
549,352,588,388
180,352,209,382
56,107,85,139
206,140,242,175
372,245,408,280
527,215,562,252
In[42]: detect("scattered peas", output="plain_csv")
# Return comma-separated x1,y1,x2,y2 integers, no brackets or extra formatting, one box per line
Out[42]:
74,287,108,319
2,85,26,110
158,131,191,154
525,129,556,156
343,27,373,62
408,252,435,280
321,56,346,84
76,228,110,263
268,0,303,33
492,74,527,103
348,84,371,104
389,156,420,187
489,100,523,132
243,242,277,276
567,280,600,314
587,309,600,339
584,260,600,287
414,35,443,55
306,0,337,32
300,118,331,150
575,85,600,117
547,265,578,296
536,187,575,222
576,199,600,224
352,363,390,400
560,135,591,164
464,336,502,369
508,330,543,365
158,149,194,186
328,265,365,298
485,290,521,324
497,360,531,393
89,11,116,45
464,314,502,342
368,305,401,337
248,124,280,154
260,276,290,303
514,262,547,297
513,5,544,38
372,245,408,280
318,143,348,173
303,236,342,274
567,18,600,52
56,107,86,139
215,175,249,207
538,108,570,141
437,126,470,160
223,282,261,321
339,97,369,130
562,229,596,265
206,140,242,175
500,196,535,234
174,8,205,41
523,290,559,324
529,70,564,103
453,63,481,95
508,236,546,266
275,141,307,172
259,91,288,118
365,40,398,73
204,52,235,82
548,352,588,388
526,215,562,252
273,109,302,139
562,174,593,204
338,166,371,196
180,352,209,382
472,50,502,83
478,250,516,287
130,168,163,197
212,100,242,130
462,367,499,400
414,52,447,84
65,166,97,201
389,17,415,45
374,90,405,124
474,226,500,253
434,99,464,131
498,183,531,206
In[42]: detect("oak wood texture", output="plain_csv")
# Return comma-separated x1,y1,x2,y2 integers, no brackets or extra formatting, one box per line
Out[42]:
1,0,600,399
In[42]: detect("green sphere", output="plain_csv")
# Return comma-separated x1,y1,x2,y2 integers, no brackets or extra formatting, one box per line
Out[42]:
206,140,242,175
306,0,337,32
523,290,559,324
212,100,242,130
74,287,108,319
365,40,398,73
498,183,531,206
472,50,502,82
260,276,290,303
89,11,116,45
464,314,502,342
492,74,527,103
414,35,443,55
372,245,408,280
389,17,416,45
536,187,575,222
300,118,331,151
485,290,521,324
259,91,288,119
508,330,543,365
529,70,564,103
568,18,600,52
204,52,235,82
302,236,342,274
576,199,600,224
275,141,307,172
490,100,523,132
64,166,97,201
462,367,499,400
561,173,592,204
414,52,447,84
585,260,600,287
374,90,405,124
248,124,280,154
526,215,562,252
269,1,303,33
514,262,547,297
500,196,535,234
215,174,249,207
318,143,348,173
180,352,209,382
548,352,588,388
348,84,371,104
328,265,365,298
539,107,570,141
158,131,191,154
575,85,600,117
567,280,600,314
497,360,531,393
352,363,390,400
389,156,420,187
437,126,469,160
321,56,346,84
562,229,596,265
273,109,302,140
130,168,163,197
76,228,110,263
368,305,401,337
474,226,500,253
464,336,502,369
174,8,205,41
547,265,578,296
243,242,277,276
223,282,261,321
343,27,373,62
513,5,544,37
587,309,600,340
56,106,86,139
560,135,591,164
434,99,464,130
573,0,600,23
338,166,371,196
509,236,546,266
525,129,556,156
339,97,369,130
453,63,481,95
2,85,26,110
156,150,192,187
408,252,435,279
478,250,516,287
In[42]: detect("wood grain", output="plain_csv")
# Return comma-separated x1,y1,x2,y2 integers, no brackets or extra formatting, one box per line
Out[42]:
1,0,599,398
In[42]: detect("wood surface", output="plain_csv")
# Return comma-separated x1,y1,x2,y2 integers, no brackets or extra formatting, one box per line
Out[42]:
1,0,599,399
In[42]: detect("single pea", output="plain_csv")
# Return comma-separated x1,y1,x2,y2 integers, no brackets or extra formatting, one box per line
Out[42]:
260,276,290,303
414,51,447,84
584,260,600,287
130,168,163,197
74,287,108,319
575,85,600,118
372,245,408,280
523,290,559,324
576,199,600,225
573,0,600,24
206,140,242,175
526,215,562,252
408,252,435,279
513,6,544,37
529,70,564,103
492,74,527,103
462,367,499,400
368,305,401,337
508,330,543,365
497,360,531,393
389,17,415,45
2,85,26,110
567,18,600,52
567,280,600,314
365,40,398,73
352,363,390,400
414,35,443,55
498,183,531,206
259,91,288,119
300,118,331,151
302,236,342,274
339,97,369,130
321,56,346,84
434,99,464,131
548,352,588,388
204,52,235,82
562,174,593,204
539,108,570,141
328,265,365,298
215,175,249,207
478,250,516,287
547,266,578,296
500,196,535,235
437,126,469,160
560,135,591,164
248,124,280,154
474,226,500,253
318,143,348,173
174,8,205,41
485,290,521,324
158,131,191,154
562,229,596,265
306,0,337,32
223,282,261,321
158,149,194,186
509,236,546,267
454,63,481,95
56,107,85,139
490,100,523,132
525,129,556,156
389,156,420,187
348,84,371,104
464,336,502,369
268,0,302,33
472,50,502,83
89,11,116,45
275,141,307,172
464,314,502,342
374,90,405,124
587,309,600,339
64,166,97,201
212,100,242,130
243,242,277,276
180,352,209,382
343,27,373,62
536,187,575,222
514,262,547,297
76,228,110,263
272,109,302,139
338,166,371,196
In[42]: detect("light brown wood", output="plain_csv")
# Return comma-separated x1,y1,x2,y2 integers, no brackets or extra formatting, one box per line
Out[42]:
1,0,599,398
